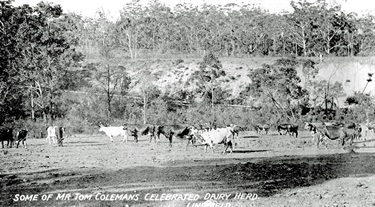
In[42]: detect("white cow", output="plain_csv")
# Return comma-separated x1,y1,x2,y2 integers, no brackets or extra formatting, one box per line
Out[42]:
191,126,234,154
99,124,128,142
47,126,57,144
46,126,65,146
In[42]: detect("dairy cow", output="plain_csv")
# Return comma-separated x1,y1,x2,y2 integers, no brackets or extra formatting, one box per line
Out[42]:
99,123,127,142
0,127,13,148
191,126,235,154
13,129,28,148
47,126,65,146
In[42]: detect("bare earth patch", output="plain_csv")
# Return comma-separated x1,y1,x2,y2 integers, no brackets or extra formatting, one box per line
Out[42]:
1,131,375,207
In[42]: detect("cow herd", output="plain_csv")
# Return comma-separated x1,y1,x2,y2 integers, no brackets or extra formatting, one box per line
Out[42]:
0,125,66,149
0,128,28,149
0,120,373,152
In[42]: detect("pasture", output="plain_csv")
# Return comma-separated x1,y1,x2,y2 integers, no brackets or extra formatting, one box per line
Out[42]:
1,130,375,207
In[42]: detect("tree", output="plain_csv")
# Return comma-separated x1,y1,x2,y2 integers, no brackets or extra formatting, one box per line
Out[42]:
93,64,131,119
191,52,225,123
310,80,345,114
0,1,27,123
134,70,158,124
246,58,309,122
0,2,83,124
289,0,314,56
301,59,319,88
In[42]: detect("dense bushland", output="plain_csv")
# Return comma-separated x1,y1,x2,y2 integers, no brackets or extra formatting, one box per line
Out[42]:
1,0,375,137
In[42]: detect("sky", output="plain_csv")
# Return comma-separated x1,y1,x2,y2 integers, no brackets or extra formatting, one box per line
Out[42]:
12,0,375,21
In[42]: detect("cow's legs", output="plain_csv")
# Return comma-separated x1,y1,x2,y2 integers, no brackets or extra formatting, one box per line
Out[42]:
18,140,27,148
168,134,173,147
223,142,233,154
156,133,161,144
134,134,138,143
209,141,214,153
122,134,128,143
317,135,324,149
57,137,63,147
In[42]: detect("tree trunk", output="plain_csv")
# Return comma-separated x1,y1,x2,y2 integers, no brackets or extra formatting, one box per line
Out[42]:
143,92,147,125
30,92,35,122
107,65,111,119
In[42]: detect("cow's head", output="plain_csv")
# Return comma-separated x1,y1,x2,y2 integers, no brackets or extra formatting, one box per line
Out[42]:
99,123,105,132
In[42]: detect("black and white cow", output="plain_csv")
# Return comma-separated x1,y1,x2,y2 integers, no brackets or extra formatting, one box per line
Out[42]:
277,124,298,138
156,125,192,147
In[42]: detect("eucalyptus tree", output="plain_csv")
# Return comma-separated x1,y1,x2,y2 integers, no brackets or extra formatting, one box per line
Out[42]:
173,3,201,54
355,13,375,56
0,0,28,122
117,0,146,59
313,3,347,55
246,58,309,122
191,52,225,123
1,1,83,123
288,0,316,56
90,11,132,119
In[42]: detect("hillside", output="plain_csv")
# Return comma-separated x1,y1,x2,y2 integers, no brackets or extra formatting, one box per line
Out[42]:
87,56,375,106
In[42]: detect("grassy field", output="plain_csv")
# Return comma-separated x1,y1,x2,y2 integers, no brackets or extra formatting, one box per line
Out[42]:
1,130,375,207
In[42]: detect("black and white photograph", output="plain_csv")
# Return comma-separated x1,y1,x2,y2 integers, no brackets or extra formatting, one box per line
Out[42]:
1,0,375,206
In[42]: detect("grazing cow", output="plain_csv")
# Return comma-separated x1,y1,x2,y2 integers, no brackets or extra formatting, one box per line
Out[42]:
304,122,319,141
191,126,234,154
47,126,65,146
99,124,127,142
123,124,156,143
315,123,361,149
0,127,13,148
255,124,270,135
277,124,289,135
13,129,28,148
156,125,192,147
277,124,298,138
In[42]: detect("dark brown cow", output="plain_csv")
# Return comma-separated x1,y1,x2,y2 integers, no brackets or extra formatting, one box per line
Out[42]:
0,127,13,148
157,125,192,147
123,124,156,143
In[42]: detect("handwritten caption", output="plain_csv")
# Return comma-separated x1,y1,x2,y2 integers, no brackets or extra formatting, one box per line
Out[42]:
13,192,258,206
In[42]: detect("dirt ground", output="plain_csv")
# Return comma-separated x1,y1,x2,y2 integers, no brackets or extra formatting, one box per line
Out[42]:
1,130,375,207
